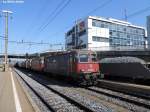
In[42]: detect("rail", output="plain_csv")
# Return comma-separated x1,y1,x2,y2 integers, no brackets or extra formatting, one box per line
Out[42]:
13,68,94,112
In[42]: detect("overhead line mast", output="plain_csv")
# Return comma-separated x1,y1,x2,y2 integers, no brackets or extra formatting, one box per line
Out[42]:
2,10,13,71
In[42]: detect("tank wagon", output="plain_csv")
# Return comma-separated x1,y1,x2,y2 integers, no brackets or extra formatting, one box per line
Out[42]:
100,57,150,80
17,50,100,85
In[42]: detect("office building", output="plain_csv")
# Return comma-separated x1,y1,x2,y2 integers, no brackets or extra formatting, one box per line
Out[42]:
65,16,146,50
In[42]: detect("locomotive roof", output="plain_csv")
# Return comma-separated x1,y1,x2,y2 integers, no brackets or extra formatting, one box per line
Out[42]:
100,57,146,64
44,49,95,57
28,49,96,59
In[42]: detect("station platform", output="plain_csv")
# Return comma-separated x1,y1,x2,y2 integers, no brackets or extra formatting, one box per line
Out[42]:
0,69,34,112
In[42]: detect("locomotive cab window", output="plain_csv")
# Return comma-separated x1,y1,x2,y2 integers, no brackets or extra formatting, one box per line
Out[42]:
79,54,88,62
91,53,97,62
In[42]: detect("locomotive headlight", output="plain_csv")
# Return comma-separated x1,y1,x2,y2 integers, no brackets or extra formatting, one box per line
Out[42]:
89,64,92,68
80,69,85,72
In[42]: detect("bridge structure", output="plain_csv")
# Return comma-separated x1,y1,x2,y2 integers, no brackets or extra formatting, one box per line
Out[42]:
89,46,150,62
0,53,27,59
0,47,150,62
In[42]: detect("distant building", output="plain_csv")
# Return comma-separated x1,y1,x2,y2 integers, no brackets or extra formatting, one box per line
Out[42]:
65,16,146,51
147,16,150,48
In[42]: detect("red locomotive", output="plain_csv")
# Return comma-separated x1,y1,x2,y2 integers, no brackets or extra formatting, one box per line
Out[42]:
31,57,44,72
44,50,100,85
17,50,100,85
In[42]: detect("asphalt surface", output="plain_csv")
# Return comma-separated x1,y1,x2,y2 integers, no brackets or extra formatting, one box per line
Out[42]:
0,70,34,112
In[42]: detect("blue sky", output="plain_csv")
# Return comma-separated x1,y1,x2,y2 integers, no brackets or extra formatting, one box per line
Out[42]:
0,0,150,54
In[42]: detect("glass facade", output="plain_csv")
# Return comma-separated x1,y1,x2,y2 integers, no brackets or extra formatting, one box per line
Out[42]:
92,36,109,42
92,19,145,47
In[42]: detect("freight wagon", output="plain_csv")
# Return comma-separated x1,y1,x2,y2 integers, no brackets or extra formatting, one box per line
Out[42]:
100,57,150,80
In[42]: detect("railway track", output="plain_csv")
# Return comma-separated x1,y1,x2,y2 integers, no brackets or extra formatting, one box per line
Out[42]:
13,68,129,112
14,68,150,112
97,80,150,100
13,68,94,112
86,86,150,109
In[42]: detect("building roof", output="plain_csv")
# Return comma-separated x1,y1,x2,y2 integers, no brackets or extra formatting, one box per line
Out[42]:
88,16,145,29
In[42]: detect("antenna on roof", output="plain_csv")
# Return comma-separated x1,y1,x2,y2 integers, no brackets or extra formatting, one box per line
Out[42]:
124,9,127,21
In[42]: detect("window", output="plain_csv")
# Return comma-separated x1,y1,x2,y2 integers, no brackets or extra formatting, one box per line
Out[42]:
92,37,96,41
127,40,130,45
78,44,86,49
78,30,86,37
111,24,117,30
123,28,126,32
117,33,120,37
97,37,100,41
104,23,108,28
109,38,113,42
117,25,123,31
109,31,112,35
79,54,88,62
92,21,96,26
142,30,145,34
101,24,104,28
101,37,109,42
91,53,97,62
92,36,109,42
127,35,130,38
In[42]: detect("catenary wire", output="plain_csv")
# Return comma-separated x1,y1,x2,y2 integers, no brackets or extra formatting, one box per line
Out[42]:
48,0,113,38
39,0,72,32
38,0,68,31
